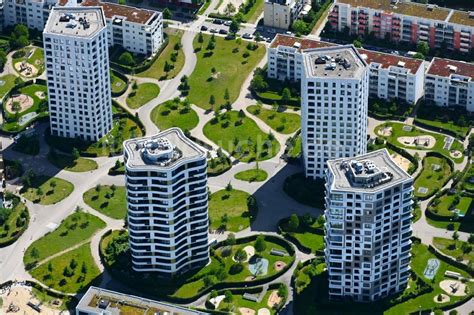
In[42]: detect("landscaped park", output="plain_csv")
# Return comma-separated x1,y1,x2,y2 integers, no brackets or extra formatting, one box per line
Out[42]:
0,193,29,247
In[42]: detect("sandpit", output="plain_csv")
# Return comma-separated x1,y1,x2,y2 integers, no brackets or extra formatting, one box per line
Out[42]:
15,61,38,77
274,261,286,272
440,280,467,296
245,276,256,281
239,307,256,315
433,293,450,303
35,91,46,99
390,152,411,172
5,94,34,114
378,126,392,137
267,290,282,308
258,308,271,315
243,245,255,261
450,150,462,159
209,295,225,308
397,135,436,149
0,285,63,315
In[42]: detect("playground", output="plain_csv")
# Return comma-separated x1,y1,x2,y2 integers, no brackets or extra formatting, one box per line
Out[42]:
14,61,39,78
248,257,269,276
398,135,436,149
423,258,440,280
0,285,64,314
5,94,34,114
439,280,467,297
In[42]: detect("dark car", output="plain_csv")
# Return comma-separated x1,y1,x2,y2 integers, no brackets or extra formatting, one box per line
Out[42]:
219,29,228,35
213,19,224,25
201,25,208,31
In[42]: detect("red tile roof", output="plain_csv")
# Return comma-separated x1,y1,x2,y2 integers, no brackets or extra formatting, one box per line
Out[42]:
271,34,423,74
81,0,156,24
427,57,474,80
359,49,423,74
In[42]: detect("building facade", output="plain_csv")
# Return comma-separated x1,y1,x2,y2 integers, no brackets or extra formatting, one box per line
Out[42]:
123,128,209,276
43,6,113,141
3,0,59,31
301,45,368,179
329,0,474,53
425,57,474,112
264,0,304,30
268,34,425,104
325,149,413,302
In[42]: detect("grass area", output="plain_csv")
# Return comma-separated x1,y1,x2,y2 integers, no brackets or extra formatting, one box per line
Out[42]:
252,68,300,106
375,122,464,163
47,151,98,172
414,156,452,198
279,215,324,253
137,30,185,80
215,287,284,314
126,82,160,109
430,194,473,217
247,104,300,134
29,242,101,293
461,164,474,192
12,47,45,76
0,74,18,99
22,175,74,205
203,111,280,162
83,185,127,220
415,103,471,138
0,195,29,246
208,154,232,176
24,211,106,266
150,99,198,132
286,133,301,158
368,98,414,120
46,116,143,157
188,34,265,109
241,0,264,23
209,189,257,232
110,71,127,95
433,237,474,262
283,173,325,209
234,168,268,182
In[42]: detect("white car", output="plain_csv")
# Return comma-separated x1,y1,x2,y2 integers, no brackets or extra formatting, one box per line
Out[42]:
210,28,218,33
242,33,253,39
224,20,232,26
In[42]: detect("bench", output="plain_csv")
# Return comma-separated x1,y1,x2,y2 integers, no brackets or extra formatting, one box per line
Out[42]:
270,248,288,257
243,293,259,302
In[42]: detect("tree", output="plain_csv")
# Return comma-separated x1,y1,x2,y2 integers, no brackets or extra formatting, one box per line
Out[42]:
0,50,7,71
229,19,240,34
281,88,291,104
223,290,233,304
209,95,215,107
468,234,474,244
118,52,135,66
224,2,236,16
81,262,87,273
291,20,307,35
226,182,233,191
48,262,53,272
210,290,218,299
95,184,102,192
288,214,300,231
413,52,425,60
226,233,236,246
254,235,266,254
72,147,80,160
352,39,362,48
198,32,204,45
30,247,39,259
250,74,268,92
453,231,459,241
162,8,172,19
50,180,57,189
417,41,430,57
278,283,288,298
234,248,248,263
70,259,77,269
10,24,29,49
224,88,230,102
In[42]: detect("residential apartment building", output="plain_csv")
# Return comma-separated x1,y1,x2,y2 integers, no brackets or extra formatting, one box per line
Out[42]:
3,0,163,55
43,6,113,141
76,286,204,315
329,0,474,53
425,57,474,112
301,45,368,179
123,128,209,276
325,149,413,302
82,0,163,55
264,0,304,30
268,34,424,104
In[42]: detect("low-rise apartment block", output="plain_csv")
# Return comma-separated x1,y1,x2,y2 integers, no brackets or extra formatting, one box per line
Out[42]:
325,149,413,301
329,0,474,53
264,0,304,30
425,57,474,112
76,286,205,315
268,34,425,104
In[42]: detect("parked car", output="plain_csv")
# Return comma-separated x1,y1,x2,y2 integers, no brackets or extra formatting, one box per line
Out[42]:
213,19,224,25
219,29,228,35
225,34,236,40
242,33,253,39
201,25,208,31
224,20,232,26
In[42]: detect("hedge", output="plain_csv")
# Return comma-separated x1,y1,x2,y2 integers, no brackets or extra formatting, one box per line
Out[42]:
413,119,467,141
428,244,474,277
110,69,129,97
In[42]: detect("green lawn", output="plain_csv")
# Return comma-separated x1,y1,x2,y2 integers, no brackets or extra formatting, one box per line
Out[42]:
234,168,268,182
279,215,324,253
12,47,45,77
209,189,257,232
247,105,300,134
126,83,160,109
208,154,232,176
0,74,18,99
150,99,199,132
203,111,280,162
430,194,472,218
286,134,301,158
137,30,185,80
24,211,106,266
415,103,471,138
414,156,452,198
433,237,474,262
283,173,325,209
29,242,101,293
241,0,264,23
22,176,74,205
0,195,29,247
215,286,284,314
188,34,265,109
375,122,464,164
461,164,474,193
47,152,98,172
110,71,127,95
83,185,127,220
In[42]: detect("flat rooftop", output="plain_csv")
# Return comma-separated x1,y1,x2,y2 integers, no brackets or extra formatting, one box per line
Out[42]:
270,34,336,50
77,286,205,315
427,57,474,80
44,7,106,38
449,10,474,27
327,149,411,192
336,0,451,21
303,45,366,79
123,128,205,170
81,0,158,24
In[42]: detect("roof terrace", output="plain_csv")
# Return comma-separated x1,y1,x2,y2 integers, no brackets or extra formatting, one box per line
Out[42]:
44,7,106,38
